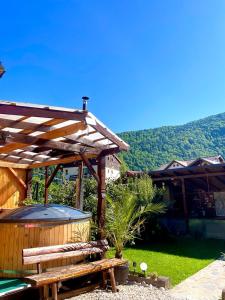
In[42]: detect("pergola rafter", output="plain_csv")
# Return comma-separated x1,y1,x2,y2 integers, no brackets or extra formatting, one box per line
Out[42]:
0,101,128,169
0,101,128,160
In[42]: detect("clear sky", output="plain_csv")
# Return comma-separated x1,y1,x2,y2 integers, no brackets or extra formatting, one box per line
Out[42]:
1,1,225,132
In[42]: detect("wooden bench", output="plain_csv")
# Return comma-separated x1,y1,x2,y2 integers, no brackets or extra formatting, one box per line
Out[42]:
22,240,127,300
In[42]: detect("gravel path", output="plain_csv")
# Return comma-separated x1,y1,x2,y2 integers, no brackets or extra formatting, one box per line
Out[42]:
66,283,180,300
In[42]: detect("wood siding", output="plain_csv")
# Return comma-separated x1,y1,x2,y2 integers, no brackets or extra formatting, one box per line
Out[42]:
0,220,90,278
0,167,26,208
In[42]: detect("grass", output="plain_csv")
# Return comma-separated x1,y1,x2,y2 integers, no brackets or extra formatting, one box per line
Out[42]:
107,237,225,286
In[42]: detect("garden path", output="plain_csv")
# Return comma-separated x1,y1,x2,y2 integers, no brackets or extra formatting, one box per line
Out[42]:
169,258,225,300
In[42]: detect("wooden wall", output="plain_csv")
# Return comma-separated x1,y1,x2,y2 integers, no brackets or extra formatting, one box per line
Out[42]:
0,167,26,209
0,220,90,278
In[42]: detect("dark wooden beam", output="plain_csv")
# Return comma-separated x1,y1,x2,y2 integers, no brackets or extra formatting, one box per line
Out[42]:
181,178,189,233
29,153,97,169
46,164,61,189
98,148,120,158
76,161,84,209
0,103,87,121
97,155,106,241
76,130,97,139
0,116,29,130
152,171,225,182
25,169,32,200
80,152,99,183
44,167,49,205
90,122,129,151
0,131,90,154
6,150,53,163
0,117,61,132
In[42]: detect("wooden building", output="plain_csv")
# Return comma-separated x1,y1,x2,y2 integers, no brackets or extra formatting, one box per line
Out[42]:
0,99,129,278
149,156,225,239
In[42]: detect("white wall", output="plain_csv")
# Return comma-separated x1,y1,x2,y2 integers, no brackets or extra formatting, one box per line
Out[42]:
63,165,120,181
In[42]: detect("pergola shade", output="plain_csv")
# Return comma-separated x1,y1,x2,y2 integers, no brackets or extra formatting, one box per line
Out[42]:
0,100,129,169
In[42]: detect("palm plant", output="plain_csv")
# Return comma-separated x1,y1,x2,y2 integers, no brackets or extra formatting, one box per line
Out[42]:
106,188,165,259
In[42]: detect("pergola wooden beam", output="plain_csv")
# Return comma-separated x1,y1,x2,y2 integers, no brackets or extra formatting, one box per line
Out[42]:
152,171,225,182
97,155,106,241
44,167,49,205
80,152,99,183
0,103,87,121
0,131,90,154
46,164,61,189
76,161,84,210
0,160,29,169
29,153,97,169
25,169,32,199
181,178,189,233
0,122,86,154
90,122,128,151
0,118,60,132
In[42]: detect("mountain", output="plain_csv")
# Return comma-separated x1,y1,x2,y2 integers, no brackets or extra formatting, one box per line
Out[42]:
118,112,225,171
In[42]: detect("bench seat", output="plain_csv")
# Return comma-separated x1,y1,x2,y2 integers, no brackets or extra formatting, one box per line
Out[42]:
25,258,126,287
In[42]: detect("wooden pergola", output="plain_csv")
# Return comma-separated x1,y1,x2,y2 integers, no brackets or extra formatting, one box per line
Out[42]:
0,100,129,238
150,163,225,231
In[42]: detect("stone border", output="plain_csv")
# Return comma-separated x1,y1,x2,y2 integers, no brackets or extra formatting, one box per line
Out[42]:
128,274,171,289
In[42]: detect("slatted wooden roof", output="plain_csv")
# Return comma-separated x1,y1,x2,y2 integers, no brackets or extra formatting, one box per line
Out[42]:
0,100,129,169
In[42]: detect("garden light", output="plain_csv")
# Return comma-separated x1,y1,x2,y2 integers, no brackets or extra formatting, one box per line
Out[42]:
133,261,137,274
140,262,148,277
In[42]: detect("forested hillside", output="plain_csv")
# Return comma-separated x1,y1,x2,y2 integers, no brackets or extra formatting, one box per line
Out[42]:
118,112,225,171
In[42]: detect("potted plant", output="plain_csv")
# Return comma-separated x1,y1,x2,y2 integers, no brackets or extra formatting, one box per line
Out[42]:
106,177,165,283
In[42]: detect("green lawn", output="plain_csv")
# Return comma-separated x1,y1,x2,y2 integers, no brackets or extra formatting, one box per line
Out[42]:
108,238,225,286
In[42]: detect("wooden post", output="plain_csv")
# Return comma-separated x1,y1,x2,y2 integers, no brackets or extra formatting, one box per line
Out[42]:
181,178,189,233
25,169,32,200
76,161,84,209
34,181,39,201
97,155,106,240
44,166,48,205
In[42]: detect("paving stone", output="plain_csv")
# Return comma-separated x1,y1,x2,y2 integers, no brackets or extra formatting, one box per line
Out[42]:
169,259,225,300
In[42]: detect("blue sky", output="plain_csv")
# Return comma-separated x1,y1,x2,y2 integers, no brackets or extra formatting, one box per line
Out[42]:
1,0,225,132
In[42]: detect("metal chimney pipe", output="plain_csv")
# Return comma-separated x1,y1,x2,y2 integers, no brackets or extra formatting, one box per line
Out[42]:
0,62,5,78
82,96,89,110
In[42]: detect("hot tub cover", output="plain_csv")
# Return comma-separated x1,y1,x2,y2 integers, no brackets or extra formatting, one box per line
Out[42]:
0,204,92,223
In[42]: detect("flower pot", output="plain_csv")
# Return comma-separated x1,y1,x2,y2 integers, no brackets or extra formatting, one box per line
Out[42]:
114,262,129,284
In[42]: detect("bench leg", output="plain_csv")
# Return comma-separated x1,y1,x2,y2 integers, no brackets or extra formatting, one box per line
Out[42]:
43,285,49,300
102,270,107,289
51,283,58,300
108,268,117,293
39,287,44,300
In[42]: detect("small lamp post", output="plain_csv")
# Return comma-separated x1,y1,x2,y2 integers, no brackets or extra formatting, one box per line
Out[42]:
133,261,137,274
140,262,148,277
0,62,5,78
